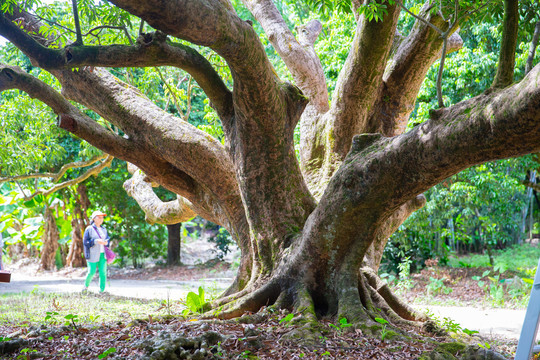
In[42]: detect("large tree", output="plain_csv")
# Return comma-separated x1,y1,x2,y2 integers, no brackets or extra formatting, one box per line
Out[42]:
1,0,539,331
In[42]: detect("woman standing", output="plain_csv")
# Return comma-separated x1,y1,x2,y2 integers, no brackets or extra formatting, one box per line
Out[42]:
82,210,110,294
0,232,4,271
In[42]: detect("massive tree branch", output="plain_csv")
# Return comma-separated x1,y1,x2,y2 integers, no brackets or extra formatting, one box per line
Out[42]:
107,0,288,123
299,63,540,279
491,0,519,89
329,3,401,158
0,64,200,211
0,13,233,119
104,1,315,242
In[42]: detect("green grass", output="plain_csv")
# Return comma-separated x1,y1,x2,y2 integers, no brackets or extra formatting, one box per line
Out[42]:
448,243,540,276
0,290,176,327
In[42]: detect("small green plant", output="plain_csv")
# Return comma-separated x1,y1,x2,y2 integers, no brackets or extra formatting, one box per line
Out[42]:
212,305,224,318
88,314,101,323
473,269,506,306
441,317,462,333
329,317,353,335
396,257,413,293
426,277,453,296
64,314,79,330
374,317,389,341
240,350,252,358
279,313,294,326
478,342,491,349
44,311,59,325
211,341,225,357
463,328,479,336
98,347,117,359
30,285,41,295
425,310,481,336
321,351,331,356
0,337,12,342
182,286,206,315
17,348,37,360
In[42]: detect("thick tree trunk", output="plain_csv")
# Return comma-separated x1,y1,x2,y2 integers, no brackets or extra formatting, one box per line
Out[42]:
167,222,182,266
40,206,60,271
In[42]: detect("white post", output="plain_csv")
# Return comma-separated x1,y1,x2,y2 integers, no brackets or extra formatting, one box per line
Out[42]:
515,256,540,360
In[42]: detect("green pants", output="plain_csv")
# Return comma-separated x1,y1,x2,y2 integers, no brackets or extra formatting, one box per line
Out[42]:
85,253,107,292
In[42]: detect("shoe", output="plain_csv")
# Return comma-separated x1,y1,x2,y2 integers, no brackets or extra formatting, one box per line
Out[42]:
98,291,109,296
81,287,88,294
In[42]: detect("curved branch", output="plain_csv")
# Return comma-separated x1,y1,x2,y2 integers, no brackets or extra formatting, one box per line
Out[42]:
0,64,143,159
0,153,108,183
0,64,200,199
123,166,196,225
55,67,236,205
22,155,113,201
243,0,329,113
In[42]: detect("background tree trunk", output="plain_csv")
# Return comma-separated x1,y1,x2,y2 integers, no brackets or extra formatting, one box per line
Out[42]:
40,206,60,270
66,204,87,267
66,184,90,267
167,222,182,266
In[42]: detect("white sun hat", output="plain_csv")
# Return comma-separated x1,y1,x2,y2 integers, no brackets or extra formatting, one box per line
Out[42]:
90,210,107,219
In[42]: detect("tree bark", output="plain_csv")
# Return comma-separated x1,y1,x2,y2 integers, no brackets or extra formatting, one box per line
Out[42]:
167,223,182,266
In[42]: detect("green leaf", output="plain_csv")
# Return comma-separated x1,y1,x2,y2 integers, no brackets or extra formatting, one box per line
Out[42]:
279,313,294,324
186,292,202,313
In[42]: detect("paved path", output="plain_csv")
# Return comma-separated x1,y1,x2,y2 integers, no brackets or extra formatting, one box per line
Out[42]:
0,272,232,301
413,305,526,340
1,273,530,341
